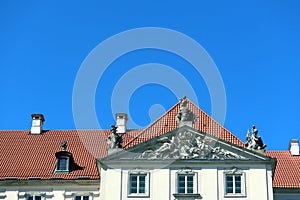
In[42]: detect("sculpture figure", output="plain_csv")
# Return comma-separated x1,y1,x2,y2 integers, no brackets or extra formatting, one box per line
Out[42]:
107,125,123,149
61,139,67,151
176,96,197,125
245,125,266,150
136,130,243,160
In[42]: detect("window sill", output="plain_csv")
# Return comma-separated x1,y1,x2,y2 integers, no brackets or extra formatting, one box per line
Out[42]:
224,194,246,198
173,193,202,199
127,194,149,198
54,170,70,174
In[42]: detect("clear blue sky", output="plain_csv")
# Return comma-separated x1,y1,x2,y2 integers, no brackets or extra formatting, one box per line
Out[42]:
1,1,300,150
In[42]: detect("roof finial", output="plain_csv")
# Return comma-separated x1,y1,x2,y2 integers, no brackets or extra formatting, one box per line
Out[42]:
61,139,67,151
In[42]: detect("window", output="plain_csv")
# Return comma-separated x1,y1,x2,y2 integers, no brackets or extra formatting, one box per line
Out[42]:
128,172,149,197
75,196,89,200
225,174,241,194
224,171,246,197
57,157,68,171
27,196,41,200
177,174,194,194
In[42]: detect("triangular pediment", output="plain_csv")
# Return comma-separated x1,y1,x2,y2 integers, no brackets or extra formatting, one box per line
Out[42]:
100,126,271,163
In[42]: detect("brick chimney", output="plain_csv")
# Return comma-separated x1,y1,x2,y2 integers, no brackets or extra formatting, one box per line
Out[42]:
30,114,45,134
115,113,128,134
289,139,299,156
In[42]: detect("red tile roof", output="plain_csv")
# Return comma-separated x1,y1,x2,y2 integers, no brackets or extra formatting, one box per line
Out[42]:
0,129,140,180
1,98,297,190
123,99,245,148
266,151,300,188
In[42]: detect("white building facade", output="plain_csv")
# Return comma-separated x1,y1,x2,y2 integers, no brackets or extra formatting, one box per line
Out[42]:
99,126,276,200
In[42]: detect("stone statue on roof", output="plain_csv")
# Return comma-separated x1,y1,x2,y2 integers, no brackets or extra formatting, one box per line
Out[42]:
61,139,67,151
245,125,267,150
107,124,123,149
176,96,197,127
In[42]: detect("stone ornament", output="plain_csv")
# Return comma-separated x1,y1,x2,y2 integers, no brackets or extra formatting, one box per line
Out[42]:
61,139,67,151
107,124,123,149
176,96,197,126
245,125,267,150
135,131,245,160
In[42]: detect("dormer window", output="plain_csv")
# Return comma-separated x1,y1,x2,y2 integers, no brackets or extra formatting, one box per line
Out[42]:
57,157,69,171
54,140,83,174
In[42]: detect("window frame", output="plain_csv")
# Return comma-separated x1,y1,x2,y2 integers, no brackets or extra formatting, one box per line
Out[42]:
224,170,246,197
55,156,70,173
27,195,42,200
127,171,150,197
176,170,198,195
74,196,89,200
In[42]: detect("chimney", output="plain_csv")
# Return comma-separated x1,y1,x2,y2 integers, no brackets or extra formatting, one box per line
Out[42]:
30,114,45,134
289,139,299,156
115,113,128,134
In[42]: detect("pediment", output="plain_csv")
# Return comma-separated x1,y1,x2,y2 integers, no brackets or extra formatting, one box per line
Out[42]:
101,126,271,162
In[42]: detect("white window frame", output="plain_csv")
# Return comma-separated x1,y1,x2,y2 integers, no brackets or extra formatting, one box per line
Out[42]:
55,156,70,172
176,170,198,195
127,171,150,197
224,169,246,197
27,195,42,200
18,192,53,200
64,191,99,199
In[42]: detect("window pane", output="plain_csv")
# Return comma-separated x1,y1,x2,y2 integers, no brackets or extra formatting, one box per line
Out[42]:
139,186,145,193
226,175,234,194
235,175,242,193
83,196,89,200
35,196,41,200
28,197,33,200
130,174,138,193
178,175,185,193
187,175,194,193
226,187,234,194
58,158,68,170
139,175,146,194
75,197,81,200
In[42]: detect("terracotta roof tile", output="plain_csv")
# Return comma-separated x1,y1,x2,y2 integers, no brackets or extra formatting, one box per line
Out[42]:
123,99,244,148
266,151,300,188
0,129,140,180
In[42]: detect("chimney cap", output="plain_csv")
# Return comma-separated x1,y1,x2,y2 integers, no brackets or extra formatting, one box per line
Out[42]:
115,113,128,119
289,139,299,156
31,114,45,122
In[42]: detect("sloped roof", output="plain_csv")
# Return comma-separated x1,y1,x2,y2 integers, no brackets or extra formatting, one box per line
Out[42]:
0,98,244,180
1,98,297,190
266,151,300,189
123,99,245,148
0,129,140,180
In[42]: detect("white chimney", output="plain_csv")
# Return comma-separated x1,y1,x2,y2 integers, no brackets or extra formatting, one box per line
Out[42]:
289,139,299,156
115,113,128,134
30,114,45,134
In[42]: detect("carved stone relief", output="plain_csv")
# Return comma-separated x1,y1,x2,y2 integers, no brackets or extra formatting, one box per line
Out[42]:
135,131,246,160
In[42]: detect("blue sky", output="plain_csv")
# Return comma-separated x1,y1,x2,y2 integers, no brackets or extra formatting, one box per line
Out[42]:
1,1,300,150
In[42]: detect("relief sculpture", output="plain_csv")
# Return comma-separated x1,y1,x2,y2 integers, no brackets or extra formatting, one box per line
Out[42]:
135,131,245,160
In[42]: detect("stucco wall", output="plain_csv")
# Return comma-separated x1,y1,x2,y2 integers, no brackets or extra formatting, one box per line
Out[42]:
100,163,274,200
0,182,100,200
